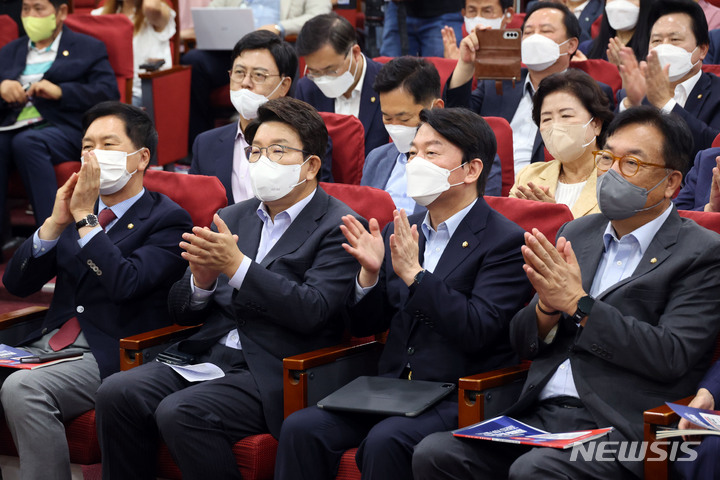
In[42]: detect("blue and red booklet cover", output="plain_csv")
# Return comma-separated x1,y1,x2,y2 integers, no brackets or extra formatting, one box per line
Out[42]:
453,415,613,449
656,402,720,438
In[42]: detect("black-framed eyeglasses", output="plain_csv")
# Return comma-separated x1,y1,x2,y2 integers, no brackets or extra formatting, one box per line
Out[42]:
244,144,310,163
592,150,668,178
228,69,282,84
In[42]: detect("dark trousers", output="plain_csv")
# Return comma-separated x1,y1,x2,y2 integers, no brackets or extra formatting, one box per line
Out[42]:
274,399,457,480
181,48,231,148
675,435,720,479
413,402,640,480
96,345,266,480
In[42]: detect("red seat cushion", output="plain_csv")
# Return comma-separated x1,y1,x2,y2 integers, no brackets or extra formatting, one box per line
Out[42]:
571,59,622,96
483,117,514,197
320,182,396,229
318,112,366,185
0,15,18,50
336,448,361,480
485,196,574,243
678,210,720,234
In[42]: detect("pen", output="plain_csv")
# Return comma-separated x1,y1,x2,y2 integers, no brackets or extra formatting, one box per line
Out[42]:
19,349,84,364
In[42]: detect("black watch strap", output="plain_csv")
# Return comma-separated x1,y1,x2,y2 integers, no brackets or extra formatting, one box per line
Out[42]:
571,295,594,322
75,214,99,230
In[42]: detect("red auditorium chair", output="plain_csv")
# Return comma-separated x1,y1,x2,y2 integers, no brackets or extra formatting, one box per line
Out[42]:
0,15,18,49
571,59,622,96
484,116,515,196
319,112,366,185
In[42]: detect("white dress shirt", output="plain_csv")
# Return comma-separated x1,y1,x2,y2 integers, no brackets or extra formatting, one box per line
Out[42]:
334,53,368,119
510,75,538,175
231,122,252,203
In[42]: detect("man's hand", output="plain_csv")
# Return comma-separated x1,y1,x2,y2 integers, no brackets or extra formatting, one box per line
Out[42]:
704,156,720,212
521,229,586,316
442,26,460,60
644,49,674,108
27,79,62,101
180,213,243,280
0,80,28,104
615,43,647,108
389,209,422,286
679,388,715,440
38,172,79,240
340,214,385,288
449,25,490,89
70,152,101,221
514,182,555,203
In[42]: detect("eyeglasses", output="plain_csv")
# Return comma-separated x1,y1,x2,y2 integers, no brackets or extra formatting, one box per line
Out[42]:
244,144,309,163
304,51,351,79
592,150,668,178
228,69,282,84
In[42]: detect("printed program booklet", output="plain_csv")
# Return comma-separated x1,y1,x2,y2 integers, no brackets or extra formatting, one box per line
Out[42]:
656,402,720,439
0,344,83,370
452,415,613,449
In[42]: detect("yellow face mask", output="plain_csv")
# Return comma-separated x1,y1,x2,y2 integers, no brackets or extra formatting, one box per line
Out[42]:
22,13,57,43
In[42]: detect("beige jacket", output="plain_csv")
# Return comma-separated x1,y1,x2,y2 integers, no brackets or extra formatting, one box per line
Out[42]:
209,0,332,36
509,160,600,218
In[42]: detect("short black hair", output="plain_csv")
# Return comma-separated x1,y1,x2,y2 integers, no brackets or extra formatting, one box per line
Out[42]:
49,0,69,9
82,101,158,158
602,106,693,173
418,108,496,196
245,97,328,162
524,1,581,42
231,30,298,80
500,0,513,10
647,0,710,47
296,13,357,57
532,69,614,146
373,56,441,106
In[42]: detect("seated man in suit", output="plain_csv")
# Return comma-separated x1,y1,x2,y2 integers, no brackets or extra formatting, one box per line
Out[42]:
95,97,360,479
363,57,503,213
274,107,533,480
0,0,118,240
526,0,604,43
615,0,720,161
445,2,614,174
2,101,191,479
673,147,720,210
189,30,297,205
295,12,388,157
413,106,720,480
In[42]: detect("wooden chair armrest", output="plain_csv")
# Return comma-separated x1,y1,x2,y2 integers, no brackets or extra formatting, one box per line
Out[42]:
643,396,693,480
0,306,48,329
458,363,531,428
643,396,693,427
119,324,202,371
283,340,381,371
138,64,191,80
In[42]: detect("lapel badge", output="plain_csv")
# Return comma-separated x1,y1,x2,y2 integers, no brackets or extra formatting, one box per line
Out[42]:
127,223,134,229
650,257,657,264
62,50,69,56
370,96,376,103
697,94,703,99
462,241,469,248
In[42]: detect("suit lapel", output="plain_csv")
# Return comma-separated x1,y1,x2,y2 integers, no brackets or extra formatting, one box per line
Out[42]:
358,57,380,135
233,201,263,260
570,217,607,294
570,170,599,218
380,147,401,189
684,72,711,115
44,26,73,79
216,124,239,204
105,190,153,244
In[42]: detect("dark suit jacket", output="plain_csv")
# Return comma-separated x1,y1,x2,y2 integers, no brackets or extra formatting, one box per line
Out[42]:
190,122,335,206
617,71,720,160
507,210,720,476
3,190,192,378
0,25,119,146
445,68,615,165
674,147,720,211
294,56,388,158
167,186,360,438
705,28,720,65
345,197,532,385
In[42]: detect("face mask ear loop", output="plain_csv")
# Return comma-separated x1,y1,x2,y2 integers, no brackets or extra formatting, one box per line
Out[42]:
448,162,469,188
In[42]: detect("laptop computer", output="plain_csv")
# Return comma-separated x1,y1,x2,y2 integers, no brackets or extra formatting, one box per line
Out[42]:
317,376,456,417
192,7,255,50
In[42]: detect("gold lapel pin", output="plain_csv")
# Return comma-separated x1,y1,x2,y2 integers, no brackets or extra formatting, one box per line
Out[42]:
650,258,657,264
62,50,69,56
127,223,134,229
698,94,703,99
370,96,376,103
462,241,469,248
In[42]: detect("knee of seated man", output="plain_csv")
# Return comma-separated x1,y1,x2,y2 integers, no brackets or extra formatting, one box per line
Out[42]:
508,448,564,479
0,370,48,412
95,371,138,412
411,432,455,472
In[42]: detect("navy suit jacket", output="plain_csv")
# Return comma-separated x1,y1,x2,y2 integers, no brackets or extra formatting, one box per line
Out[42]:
617,72,720,160
345,197,532,385
508,211,720,477
705,29,720,65
674,147,720,211
445,68,615,165
167,187,360,438
0,25,119,146
294,56,388,157
3,190,192,379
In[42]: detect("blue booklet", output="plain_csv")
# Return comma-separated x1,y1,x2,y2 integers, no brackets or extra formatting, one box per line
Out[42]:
657,402,720,438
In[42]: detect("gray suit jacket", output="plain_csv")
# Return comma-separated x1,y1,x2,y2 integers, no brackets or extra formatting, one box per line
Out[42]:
507,209,720,476
167,186,359,438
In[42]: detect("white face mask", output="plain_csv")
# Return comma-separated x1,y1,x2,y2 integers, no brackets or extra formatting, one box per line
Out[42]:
540,117,595,164
405,156,465,207
248,155,309,202
521,35,570,71
464,15,504,32
605,0,640,31
384,124,418,153
653,44,699,82
310,52,359,99
82,148,142,195
229,79,283,120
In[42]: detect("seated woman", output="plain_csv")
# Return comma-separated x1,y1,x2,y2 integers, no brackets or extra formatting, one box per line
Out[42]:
510,69,613,218
576,0,652,62
93,0,176,106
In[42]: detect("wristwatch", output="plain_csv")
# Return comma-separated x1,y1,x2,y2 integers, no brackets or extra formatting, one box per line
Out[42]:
75,214,99,230
571,295,595,323
413,269,426,286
